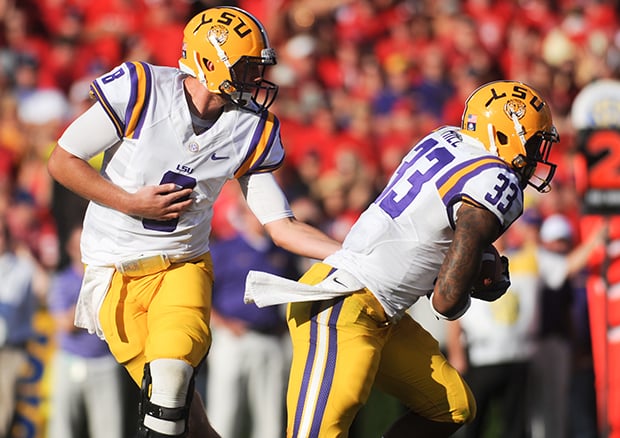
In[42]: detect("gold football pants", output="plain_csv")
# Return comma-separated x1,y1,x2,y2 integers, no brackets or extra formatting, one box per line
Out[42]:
99,254,214,384
286,263,475,438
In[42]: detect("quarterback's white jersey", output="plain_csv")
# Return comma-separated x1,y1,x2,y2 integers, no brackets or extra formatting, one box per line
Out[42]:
61,61,285,266
324,126,524,319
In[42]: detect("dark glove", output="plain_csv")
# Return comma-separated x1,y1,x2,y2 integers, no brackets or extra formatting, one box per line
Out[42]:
470,255,510,302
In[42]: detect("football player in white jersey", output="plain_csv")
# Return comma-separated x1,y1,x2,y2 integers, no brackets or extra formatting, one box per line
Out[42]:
47,7,341,438
245,80,559,437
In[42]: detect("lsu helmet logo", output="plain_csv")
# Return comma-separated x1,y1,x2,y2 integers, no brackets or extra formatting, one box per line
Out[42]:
208,25,229,46
504,99,527,121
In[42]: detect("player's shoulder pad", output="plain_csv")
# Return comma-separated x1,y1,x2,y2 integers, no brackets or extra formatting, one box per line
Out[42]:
90,61,159,139
233,109,284,178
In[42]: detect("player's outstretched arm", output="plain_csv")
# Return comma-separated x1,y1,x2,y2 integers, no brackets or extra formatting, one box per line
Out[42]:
239,172,342,261
431,203,501,319
264,216,342,261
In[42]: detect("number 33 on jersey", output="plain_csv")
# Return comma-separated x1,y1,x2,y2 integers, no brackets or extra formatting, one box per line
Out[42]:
375,126,523,231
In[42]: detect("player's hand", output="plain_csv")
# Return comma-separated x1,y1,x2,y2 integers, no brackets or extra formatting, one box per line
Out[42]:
470,255,510,302
126,183,194,220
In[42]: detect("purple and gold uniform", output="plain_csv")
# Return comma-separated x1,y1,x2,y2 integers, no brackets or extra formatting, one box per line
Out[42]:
287,126,523,437
58,61,287,383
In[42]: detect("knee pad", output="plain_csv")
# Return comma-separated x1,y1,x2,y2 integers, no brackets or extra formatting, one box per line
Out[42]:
137,359,195,437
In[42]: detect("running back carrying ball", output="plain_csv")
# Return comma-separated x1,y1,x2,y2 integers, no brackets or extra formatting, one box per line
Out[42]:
470,244,510,302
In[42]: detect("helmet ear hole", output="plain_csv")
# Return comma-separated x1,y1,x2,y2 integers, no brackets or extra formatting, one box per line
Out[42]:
202,58,214,72
496,131,509,145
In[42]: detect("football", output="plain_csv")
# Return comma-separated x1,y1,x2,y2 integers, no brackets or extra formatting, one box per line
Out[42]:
472,244,503,290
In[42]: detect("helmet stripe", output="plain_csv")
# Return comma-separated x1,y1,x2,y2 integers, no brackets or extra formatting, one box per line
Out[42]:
224,6,270,47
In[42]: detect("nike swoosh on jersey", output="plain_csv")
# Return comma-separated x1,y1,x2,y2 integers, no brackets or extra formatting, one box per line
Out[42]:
210,152,229,160
332,277,347,287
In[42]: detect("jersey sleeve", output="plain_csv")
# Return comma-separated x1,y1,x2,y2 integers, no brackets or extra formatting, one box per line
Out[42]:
234,111,285,178
89,61,153,140
238,173,293,224
57,103,121,160
440,158,524,232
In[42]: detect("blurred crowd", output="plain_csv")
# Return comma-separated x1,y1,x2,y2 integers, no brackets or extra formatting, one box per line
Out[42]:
0,0,619,261
1,0,619,437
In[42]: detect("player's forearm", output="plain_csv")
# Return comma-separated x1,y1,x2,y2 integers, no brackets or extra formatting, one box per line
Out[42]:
264,217,341,260
53,307,80,333
431,285,471,320
433,204,500,318
48,145,130,213
566,223,607,276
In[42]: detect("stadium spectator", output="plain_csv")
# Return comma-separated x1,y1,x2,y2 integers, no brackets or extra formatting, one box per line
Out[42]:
529,213,606,438
0,218,38,438
47,225,125,438
446,210,545,438
206,186,296,438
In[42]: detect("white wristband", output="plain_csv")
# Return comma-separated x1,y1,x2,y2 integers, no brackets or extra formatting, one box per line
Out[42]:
429,292,471,321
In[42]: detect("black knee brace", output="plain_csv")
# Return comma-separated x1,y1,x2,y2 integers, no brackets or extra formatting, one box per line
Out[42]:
136,362,195,438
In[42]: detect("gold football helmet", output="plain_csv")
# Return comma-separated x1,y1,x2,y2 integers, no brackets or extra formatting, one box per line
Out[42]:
179,7,278,112
461,80,559,192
